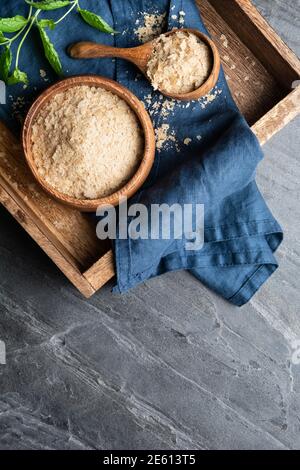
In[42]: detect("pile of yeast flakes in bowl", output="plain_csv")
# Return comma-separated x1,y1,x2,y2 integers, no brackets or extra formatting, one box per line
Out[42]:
31,85,144,200
147,31,212,94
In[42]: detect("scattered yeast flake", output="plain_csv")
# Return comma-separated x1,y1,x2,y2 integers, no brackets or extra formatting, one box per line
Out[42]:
178,10,186,25
199,88,222,109
155,123,177,152
220,34,228,48
134,11,167,43
40,69,47,79
143,93,176,120
161,98,176,118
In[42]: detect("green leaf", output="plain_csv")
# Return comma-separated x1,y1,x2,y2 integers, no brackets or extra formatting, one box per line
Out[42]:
0,46,12,82
38,25,63,76
25,0,71,11
7,68,28,86
0,16,28,33
0,32,9,44
77,8,116,34
38,19,56,30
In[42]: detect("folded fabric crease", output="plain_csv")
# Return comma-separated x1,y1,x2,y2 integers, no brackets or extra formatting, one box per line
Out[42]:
110,0,283,306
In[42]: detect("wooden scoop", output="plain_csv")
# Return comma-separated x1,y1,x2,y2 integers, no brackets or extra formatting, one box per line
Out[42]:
68,28,221,101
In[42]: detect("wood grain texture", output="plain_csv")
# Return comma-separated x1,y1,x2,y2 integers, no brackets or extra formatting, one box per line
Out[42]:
69,41,153,71
252,85,300,144
69,29,221,101
198,0,286,123
0,183,95,298
0,122,103,271
83,251,115,292
0,0,299,298
207,0,300,87
252,0,300,57
0,0,299,451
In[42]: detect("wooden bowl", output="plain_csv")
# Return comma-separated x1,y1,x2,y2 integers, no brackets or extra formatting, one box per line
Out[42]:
160,29,221,101
22,75,156,212
69,29,221,101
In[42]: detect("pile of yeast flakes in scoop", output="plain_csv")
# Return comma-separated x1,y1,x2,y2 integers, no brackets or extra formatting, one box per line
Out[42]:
147,31,212,94
31,85,144,200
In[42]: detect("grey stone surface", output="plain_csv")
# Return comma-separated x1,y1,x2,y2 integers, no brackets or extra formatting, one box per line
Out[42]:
0,0,299,450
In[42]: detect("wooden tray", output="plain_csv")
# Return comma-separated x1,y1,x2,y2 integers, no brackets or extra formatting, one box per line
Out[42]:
1,0,300,298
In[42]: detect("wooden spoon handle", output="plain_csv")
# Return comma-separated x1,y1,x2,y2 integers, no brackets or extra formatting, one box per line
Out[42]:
68,42,134,60
68,42,153,74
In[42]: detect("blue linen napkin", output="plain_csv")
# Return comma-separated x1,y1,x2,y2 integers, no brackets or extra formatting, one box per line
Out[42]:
0,0,283,306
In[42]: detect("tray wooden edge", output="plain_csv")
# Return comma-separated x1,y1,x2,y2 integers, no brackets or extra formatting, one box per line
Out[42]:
1,0,300,298
83,251,115,292
208,0,300,85
1,84,299,300
69,87,300,298
81,87,300,297
0,179,96,298
252,86,300,145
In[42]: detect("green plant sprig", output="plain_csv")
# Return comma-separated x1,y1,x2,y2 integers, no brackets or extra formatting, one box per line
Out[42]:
0,0,116,86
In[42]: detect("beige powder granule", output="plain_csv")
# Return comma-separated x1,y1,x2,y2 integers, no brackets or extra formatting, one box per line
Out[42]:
31,85,144,200
199,88,222,109
135,12,167,43
178,10,186,25
155,124,170,150
143,92,176,121
147,31,212,94
220,34,228,48
155,124,177,151
161,98,175,117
